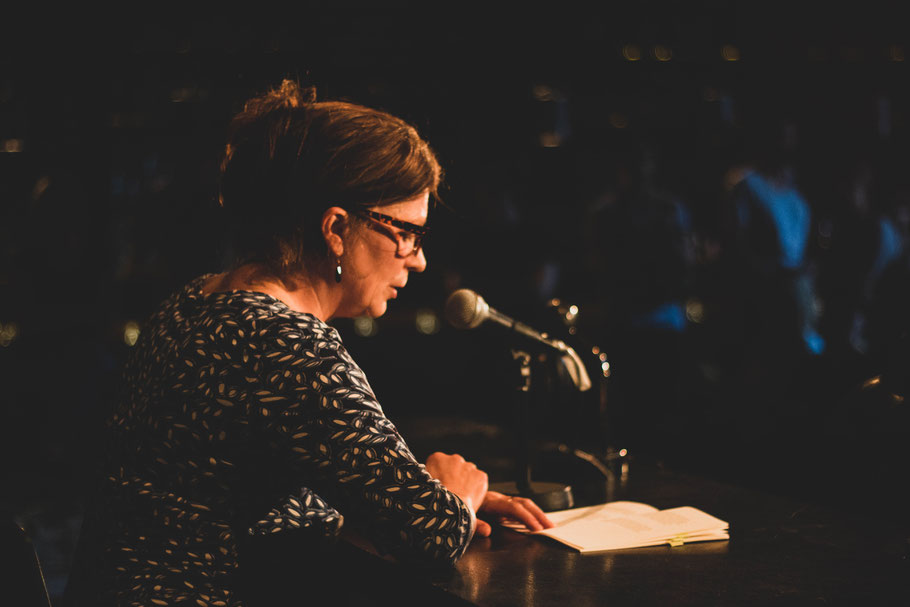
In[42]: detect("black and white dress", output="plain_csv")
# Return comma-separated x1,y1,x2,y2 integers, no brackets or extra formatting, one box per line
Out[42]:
66,275,475,606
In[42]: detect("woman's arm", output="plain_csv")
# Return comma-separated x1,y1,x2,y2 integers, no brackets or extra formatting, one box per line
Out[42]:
252,324,477,566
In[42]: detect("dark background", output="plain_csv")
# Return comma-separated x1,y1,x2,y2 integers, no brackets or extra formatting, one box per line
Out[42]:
3,2,910,596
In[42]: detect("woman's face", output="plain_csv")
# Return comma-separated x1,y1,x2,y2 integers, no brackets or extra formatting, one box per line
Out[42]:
340,191,429,318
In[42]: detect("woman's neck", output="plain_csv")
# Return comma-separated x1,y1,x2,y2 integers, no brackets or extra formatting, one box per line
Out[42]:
201,263,339,321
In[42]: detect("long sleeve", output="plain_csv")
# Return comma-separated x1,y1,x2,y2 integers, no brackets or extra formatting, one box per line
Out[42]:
206,298,476,566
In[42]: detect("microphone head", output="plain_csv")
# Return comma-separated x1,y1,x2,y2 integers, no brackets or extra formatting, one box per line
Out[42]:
444,289,488,329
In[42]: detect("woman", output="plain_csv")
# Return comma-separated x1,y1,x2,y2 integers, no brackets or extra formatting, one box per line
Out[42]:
65,80,552,605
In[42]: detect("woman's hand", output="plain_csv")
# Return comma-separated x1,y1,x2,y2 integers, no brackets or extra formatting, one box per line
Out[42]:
424,452,489,514
474,491,555,537
424,453,555,538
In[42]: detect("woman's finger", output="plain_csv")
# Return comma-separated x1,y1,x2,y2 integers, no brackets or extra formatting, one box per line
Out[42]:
480,493,552,532
504,501,545,531
512,497,554,528
475,518,492,538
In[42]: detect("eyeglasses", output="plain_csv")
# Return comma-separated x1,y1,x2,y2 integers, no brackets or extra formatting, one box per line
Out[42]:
356,209,428,257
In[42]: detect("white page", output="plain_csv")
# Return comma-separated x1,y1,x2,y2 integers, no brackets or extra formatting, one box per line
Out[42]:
502,501,658,532
537,505,728,552
545,501,659,526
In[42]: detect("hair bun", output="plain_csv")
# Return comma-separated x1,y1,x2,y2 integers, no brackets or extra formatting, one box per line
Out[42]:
243,79,316,114
277,79,317,106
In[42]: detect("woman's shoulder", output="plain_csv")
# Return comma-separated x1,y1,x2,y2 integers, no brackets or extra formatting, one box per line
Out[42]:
136,274,372,394
140,274,347,365
181,276,376,400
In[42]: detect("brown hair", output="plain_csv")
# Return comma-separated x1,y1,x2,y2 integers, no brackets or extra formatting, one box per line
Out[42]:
218,79,441,275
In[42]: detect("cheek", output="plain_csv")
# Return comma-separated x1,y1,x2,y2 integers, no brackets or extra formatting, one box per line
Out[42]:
345,243,402,298
350,260,385,299
346,246,375,282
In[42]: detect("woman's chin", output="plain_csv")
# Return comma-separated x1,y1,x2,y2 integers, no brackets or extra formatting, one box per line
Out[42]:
366,301,388,318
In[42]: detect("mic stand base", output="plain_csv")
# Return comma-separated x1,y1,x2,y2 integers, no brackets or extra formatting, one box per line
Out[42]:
489,480,575,512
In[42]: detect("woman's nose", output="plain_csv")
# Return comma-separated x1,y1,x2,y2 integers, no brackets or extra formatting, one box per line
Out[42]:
407,247,427,273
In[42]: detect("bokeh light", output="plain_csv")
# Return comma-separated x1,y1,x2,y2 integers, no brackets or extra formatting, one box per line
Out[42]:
653,45,672,61
415,308,441,335
622,44,641,61
0,322,20,347
123,321,140,347
354,316,378,337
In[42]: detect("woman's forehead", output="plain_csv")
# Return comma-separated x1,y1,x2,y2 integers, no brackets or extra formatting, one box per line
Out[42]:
373,192,429,224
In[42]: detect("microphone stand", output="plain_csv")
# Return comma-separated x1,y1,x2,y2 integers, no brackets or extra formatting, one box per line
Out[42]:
491,348,574,512
513,350,534,495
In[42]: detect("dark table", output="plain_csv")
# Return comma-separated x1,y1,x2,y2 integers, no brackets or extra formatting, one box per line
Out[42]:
410,463,910,606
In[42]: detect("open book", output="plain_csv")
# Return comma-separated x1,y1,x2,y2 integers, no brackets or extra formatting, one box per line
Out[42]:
503,500,729,553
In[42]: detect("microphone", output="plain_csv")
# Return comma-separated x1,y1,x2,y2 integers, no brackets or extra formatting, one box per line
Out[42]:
445,289,591,391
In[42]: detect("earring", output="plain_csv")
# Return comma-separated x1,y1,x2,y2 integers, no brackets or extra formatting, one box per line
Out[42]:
335,258,342,283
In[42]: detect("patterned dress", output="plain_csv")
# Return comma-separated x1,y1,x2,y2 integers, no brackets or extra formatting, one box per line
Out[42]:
66,276,475,606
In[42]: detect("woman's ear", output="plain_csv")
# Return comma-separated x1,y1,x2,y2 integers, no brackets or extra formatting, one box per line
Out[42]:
321,206,349,257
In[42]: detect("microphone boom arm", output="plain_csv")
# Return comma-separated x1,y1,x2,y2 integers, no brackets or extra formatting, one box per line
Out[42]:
493,313,591,392
446,289,592,391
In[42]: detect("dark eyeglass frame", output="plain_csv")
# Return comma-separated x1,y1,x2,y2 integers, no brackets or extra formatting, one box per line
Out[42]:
356,209,428,257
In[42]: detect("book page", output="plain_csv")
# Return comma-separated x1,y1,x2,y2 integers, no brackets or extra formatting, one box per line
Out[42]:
502,501,729,553
502,501,658,532
545,501,659,526
540,505,728,552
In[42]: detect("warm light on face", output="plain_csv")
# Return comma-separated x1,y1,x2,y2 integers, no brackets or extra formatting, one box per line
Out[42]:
341,192,428,320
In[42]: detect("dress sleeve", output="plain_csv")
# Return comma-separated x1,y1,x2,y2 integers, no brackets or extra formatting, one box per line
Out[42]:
246,317,476,566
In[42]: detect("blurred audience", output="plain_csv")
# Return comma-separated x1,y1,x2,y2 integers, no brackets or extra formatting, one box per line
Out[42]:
583,139,696,461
